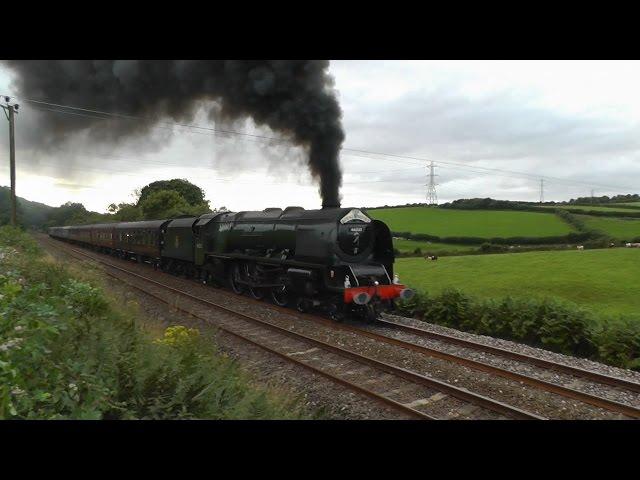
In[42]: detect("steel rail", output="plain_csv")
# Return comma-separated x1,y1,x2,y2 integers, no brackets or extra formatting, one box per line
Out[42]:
214,288,640,418
376,318,640,394
43,237,543,420
333,322,640,418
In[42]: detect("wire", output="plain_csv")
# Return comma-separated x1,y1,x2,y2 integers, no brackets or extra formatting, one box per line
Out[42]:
4,93,640,194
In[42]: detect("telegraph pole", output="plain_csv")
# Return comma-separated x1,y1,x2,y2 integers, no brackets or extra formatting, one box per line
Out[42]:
1,96,19,226
539,179,544,204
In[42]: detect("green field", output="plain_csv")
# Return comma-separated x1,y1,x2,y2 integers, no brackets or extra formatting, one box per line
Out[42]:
541,205,640,213
395,248,640,320
576,215,640,240
393,238,477,254
368,207,574,238
612,202,640,207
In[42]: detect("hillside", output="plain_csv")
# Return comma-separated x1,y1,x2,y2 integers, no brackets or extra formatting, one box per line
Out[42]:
0,186,55,227
395,248,640,321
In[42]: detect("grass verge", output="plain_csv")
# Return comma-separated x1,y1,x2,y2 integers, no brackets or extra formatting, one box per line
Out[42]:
0,227,310,419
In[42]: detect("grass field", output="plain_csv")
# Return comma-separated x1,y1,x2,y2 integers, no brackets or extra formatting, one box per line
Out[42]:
395,248,640,321
368,207,575,238
541,205,640,213
576,215,640,240
612,202,640,207
393,238,477,255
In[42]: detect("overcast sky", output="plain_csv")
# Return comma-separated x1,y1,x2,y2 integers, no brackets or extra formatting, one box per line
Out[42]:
1,60,639,212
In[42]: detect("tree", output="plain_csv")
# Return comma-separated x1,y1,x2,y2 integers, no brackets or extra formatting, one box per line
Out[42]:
137,179,207,207
112,202,143,222
48,202,89,226
139,190,191,220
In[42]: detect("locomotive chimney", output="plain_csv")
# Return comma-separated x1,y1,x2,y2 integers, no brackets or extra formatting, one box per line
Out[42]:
321,200,341,209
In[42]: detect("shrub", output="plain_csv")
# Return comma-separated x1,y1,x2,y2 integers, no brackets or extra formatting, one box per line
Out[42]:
0,226,306,419
594,320,640,370
536,301,597,356
480,243,508,253
424,289,471,329
0,226,41,256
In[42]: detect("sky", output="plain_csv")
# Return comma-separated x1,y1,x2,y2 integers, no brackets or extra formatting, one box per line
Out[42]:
1,60,639,212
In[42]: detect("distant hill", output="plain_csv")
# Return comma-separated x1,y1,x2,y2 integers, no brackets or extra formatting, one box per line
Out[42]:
0,177,212,229
0,187,109,229
0,186,55,228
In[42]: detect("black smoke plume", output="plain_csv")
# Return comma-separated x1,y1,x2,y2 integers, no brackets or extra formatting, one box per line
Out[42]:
5,60,344,207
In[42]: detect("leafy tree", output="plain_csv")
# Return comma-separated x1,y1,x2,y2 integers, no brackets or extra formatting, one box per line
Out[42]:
110,202,143,222
138,190,211,220
137,179,206,207
47,202,89,226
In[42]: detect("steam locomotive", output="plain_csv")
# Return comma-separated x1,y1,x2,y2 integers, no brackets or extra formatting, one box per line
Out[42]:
48,206,413,322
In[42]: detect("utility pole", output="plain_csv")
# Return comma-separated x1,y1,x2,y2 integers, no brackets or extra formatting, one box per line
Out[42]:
539,178,544,204
591,189,595,203
1,96,19,226
426,161,438,206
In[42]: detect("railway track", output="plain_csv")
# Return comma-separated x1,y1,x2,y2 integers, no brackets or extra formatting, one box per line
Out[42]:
41,236,543,420
376,318,640,394
41,236,640,419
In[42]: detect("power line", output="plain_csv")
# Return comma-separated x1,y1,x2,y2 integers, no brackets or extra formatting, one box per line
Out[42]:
4,93,640,195
343,149,638,193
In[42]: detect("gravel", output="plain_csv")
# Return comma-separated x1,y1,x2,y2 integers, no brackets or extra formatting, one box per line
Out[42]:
366,315,640,410
383,312,640,391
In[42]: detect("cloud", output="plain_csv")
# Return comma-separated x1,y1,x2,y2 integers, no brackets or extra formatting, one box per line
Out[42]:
332,63,640,203
2,60,640,210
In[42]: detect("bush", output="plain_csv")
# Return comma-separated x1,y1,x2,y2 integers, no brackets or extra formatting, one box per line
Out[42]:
480,242,508,253
595,320,640,370
536,301,596,356
0,226,306,419
0,226,41,256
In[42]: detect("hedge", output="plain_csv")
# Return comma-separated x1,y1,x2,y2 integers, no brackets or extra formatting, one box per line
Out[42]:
556,208,640,219
391,229,601,246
